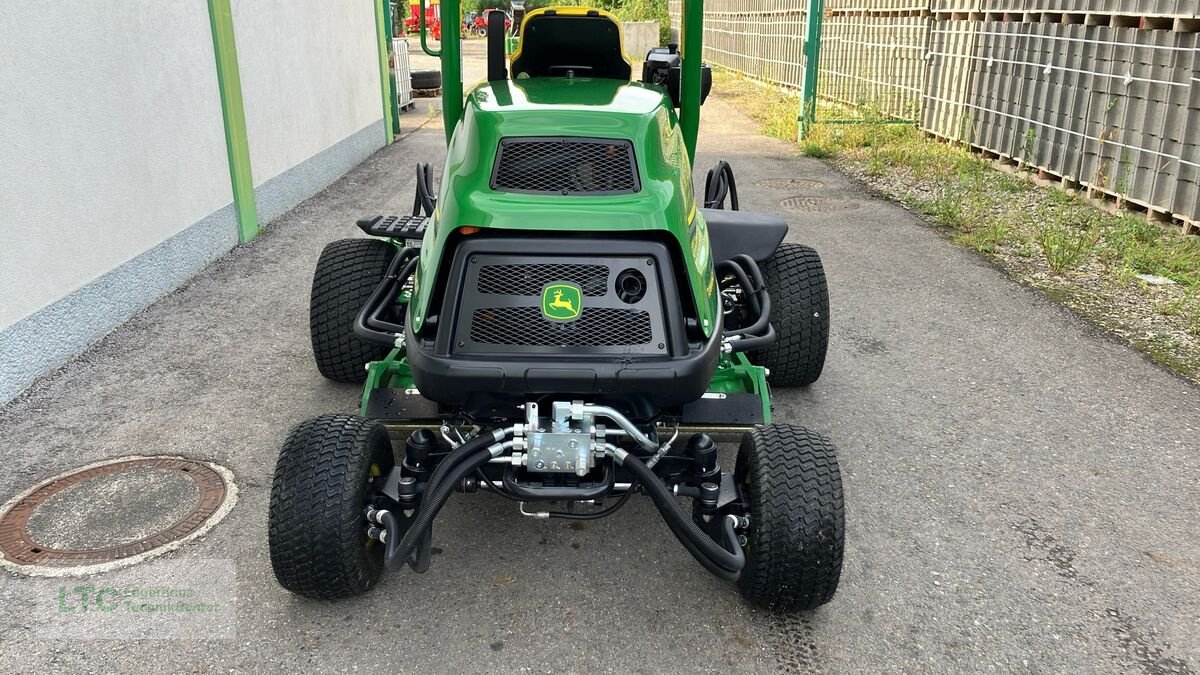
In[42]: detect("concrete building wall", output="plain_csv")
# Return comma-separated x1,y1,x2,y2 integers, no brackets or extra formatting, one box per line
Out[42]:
623,21,662,61
0,3,235,329
233,0,386,224
0,2,239,402
0,1,389,404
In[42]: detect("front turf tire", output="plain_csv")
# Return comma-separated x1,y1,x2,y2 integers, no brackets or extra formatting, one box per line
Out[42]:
310,239,395,383
269,414,395,600
736,424,844,611
750,243,830,386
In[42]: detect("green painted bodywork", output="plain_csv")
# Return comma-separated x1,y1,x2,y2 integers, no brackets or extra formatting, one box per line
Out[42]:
362,345,770,425
361,8,771,419
408,77,718,337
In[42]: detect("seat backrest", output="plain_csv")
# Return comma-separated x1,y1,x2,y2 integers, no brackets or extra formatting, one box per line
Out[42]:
510,8,632,81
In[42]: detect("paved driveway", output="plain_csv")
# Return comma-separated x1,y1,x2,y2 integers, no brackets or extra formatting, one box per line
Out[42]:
1,45,1197,673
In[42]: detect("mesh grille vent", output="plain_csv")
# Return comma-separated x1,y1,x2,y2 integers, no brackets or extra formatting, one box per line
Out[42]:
477,263,608,296
469,307,652,347
491,138,639,195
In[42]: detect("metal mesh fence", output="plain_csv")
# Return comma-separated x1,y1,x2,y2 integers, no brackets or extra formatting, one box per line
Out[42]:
669,0,1200,224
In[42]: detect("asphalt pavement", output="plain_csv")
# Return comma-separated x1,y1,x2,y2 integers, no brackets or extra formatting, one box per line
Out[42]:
1,43,1197,673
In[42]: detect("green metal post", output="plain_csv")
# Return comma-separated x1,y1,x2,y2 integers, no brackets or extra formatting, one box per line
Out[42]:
374,0,396,144
798,0,824,140
207,0,259,242
439,0,464,144
382,0,401,136
678,0,704,166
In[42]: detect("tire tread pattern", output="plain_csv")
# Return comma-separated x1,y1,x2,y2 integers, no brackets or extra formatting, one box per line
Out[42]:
310,239,394,383
751,243,830,386
736,424,845,611
268,414,393,600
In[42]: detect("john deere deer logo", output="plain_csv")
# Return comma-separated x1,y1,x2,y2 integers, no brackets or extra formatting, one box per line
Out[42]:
541,283,582,321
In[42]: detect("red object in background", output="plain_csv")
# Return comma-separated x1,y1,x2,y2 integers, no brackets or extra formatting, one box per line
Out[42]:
470,8,512,34
405,1,442,40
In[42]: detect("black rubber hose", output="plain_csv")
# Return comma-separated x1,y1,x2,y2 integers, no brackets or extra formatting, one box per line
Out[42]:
619,453,745,580
716,260,761,318
724,162,740,210
704,162,728,209
717,258,772,339
731,253,764,288
425,432,497,496
727,322,776,353
414,163,436,217
383,445,492,570
704,161,740,210
411,165,424,217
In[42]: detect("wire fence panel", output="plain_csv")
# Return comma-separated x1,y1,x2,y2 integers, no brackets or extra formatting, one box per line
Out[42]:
820,13,927,117
671,0,809,88
670,0,1200,224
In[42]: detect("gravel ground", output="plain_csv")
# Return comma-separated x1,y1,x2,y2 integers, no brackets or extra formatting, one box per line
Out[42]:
0,42,1197,673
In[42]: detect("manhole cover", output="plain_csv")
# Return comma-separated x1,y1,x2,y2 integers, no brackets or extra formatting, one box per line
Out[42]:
779,196,859,212
756,178,825,191
0,457,235,574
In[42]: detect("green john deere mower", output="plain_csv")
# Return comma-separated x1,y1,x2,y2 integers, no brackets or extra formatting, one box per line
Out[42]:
269,5,843,611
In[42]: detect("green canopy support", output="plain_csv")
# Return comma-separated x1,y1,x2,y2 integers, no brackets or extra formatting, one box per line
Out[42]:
678,0,704,166
421,0,463,143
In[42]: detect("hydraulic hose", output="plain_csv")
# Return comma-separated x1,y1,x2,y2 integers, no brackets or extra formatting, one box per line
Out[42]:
382,445,492,570
704,160,740,210
426,429,507,493
617,451,745,581
379,428,510,571
727,323,776,353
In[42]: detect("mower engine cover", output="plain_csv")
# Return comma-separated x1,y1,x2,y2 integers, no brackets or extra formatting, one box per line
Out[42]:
402,67,726,408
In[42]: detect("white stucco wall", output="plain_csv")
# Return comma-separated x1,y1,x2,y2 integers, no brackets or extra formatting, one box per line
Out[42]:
232,0,384,195
0,2,234,331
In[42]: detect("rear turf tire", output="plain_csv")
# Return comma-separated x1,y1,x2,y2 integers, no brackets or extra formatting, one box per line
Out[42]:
310,238,395,383
269,414,395,600
735,424,844,611
750,243,830,386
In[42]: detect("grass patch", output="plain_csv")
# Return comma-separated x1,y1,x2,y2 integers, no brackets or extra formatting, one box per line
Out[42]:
711,68,1200,382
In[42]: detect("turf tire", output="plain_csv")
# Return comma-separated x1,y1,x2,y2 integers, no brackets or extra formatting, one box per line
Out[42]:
411,69,442,90
750,243,830,386
735,424,844,611
269,414,395,600
310,238,394,383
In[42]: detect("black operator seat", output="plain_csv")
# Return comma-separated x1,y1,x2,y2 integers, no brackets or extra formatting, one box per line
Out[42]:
510,9,633,81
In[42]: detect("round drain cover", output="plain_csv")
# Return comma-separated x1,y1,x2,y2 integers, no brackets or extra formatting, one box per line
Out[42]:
779,196,859,212
756,178,825,191
0,457,235,574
